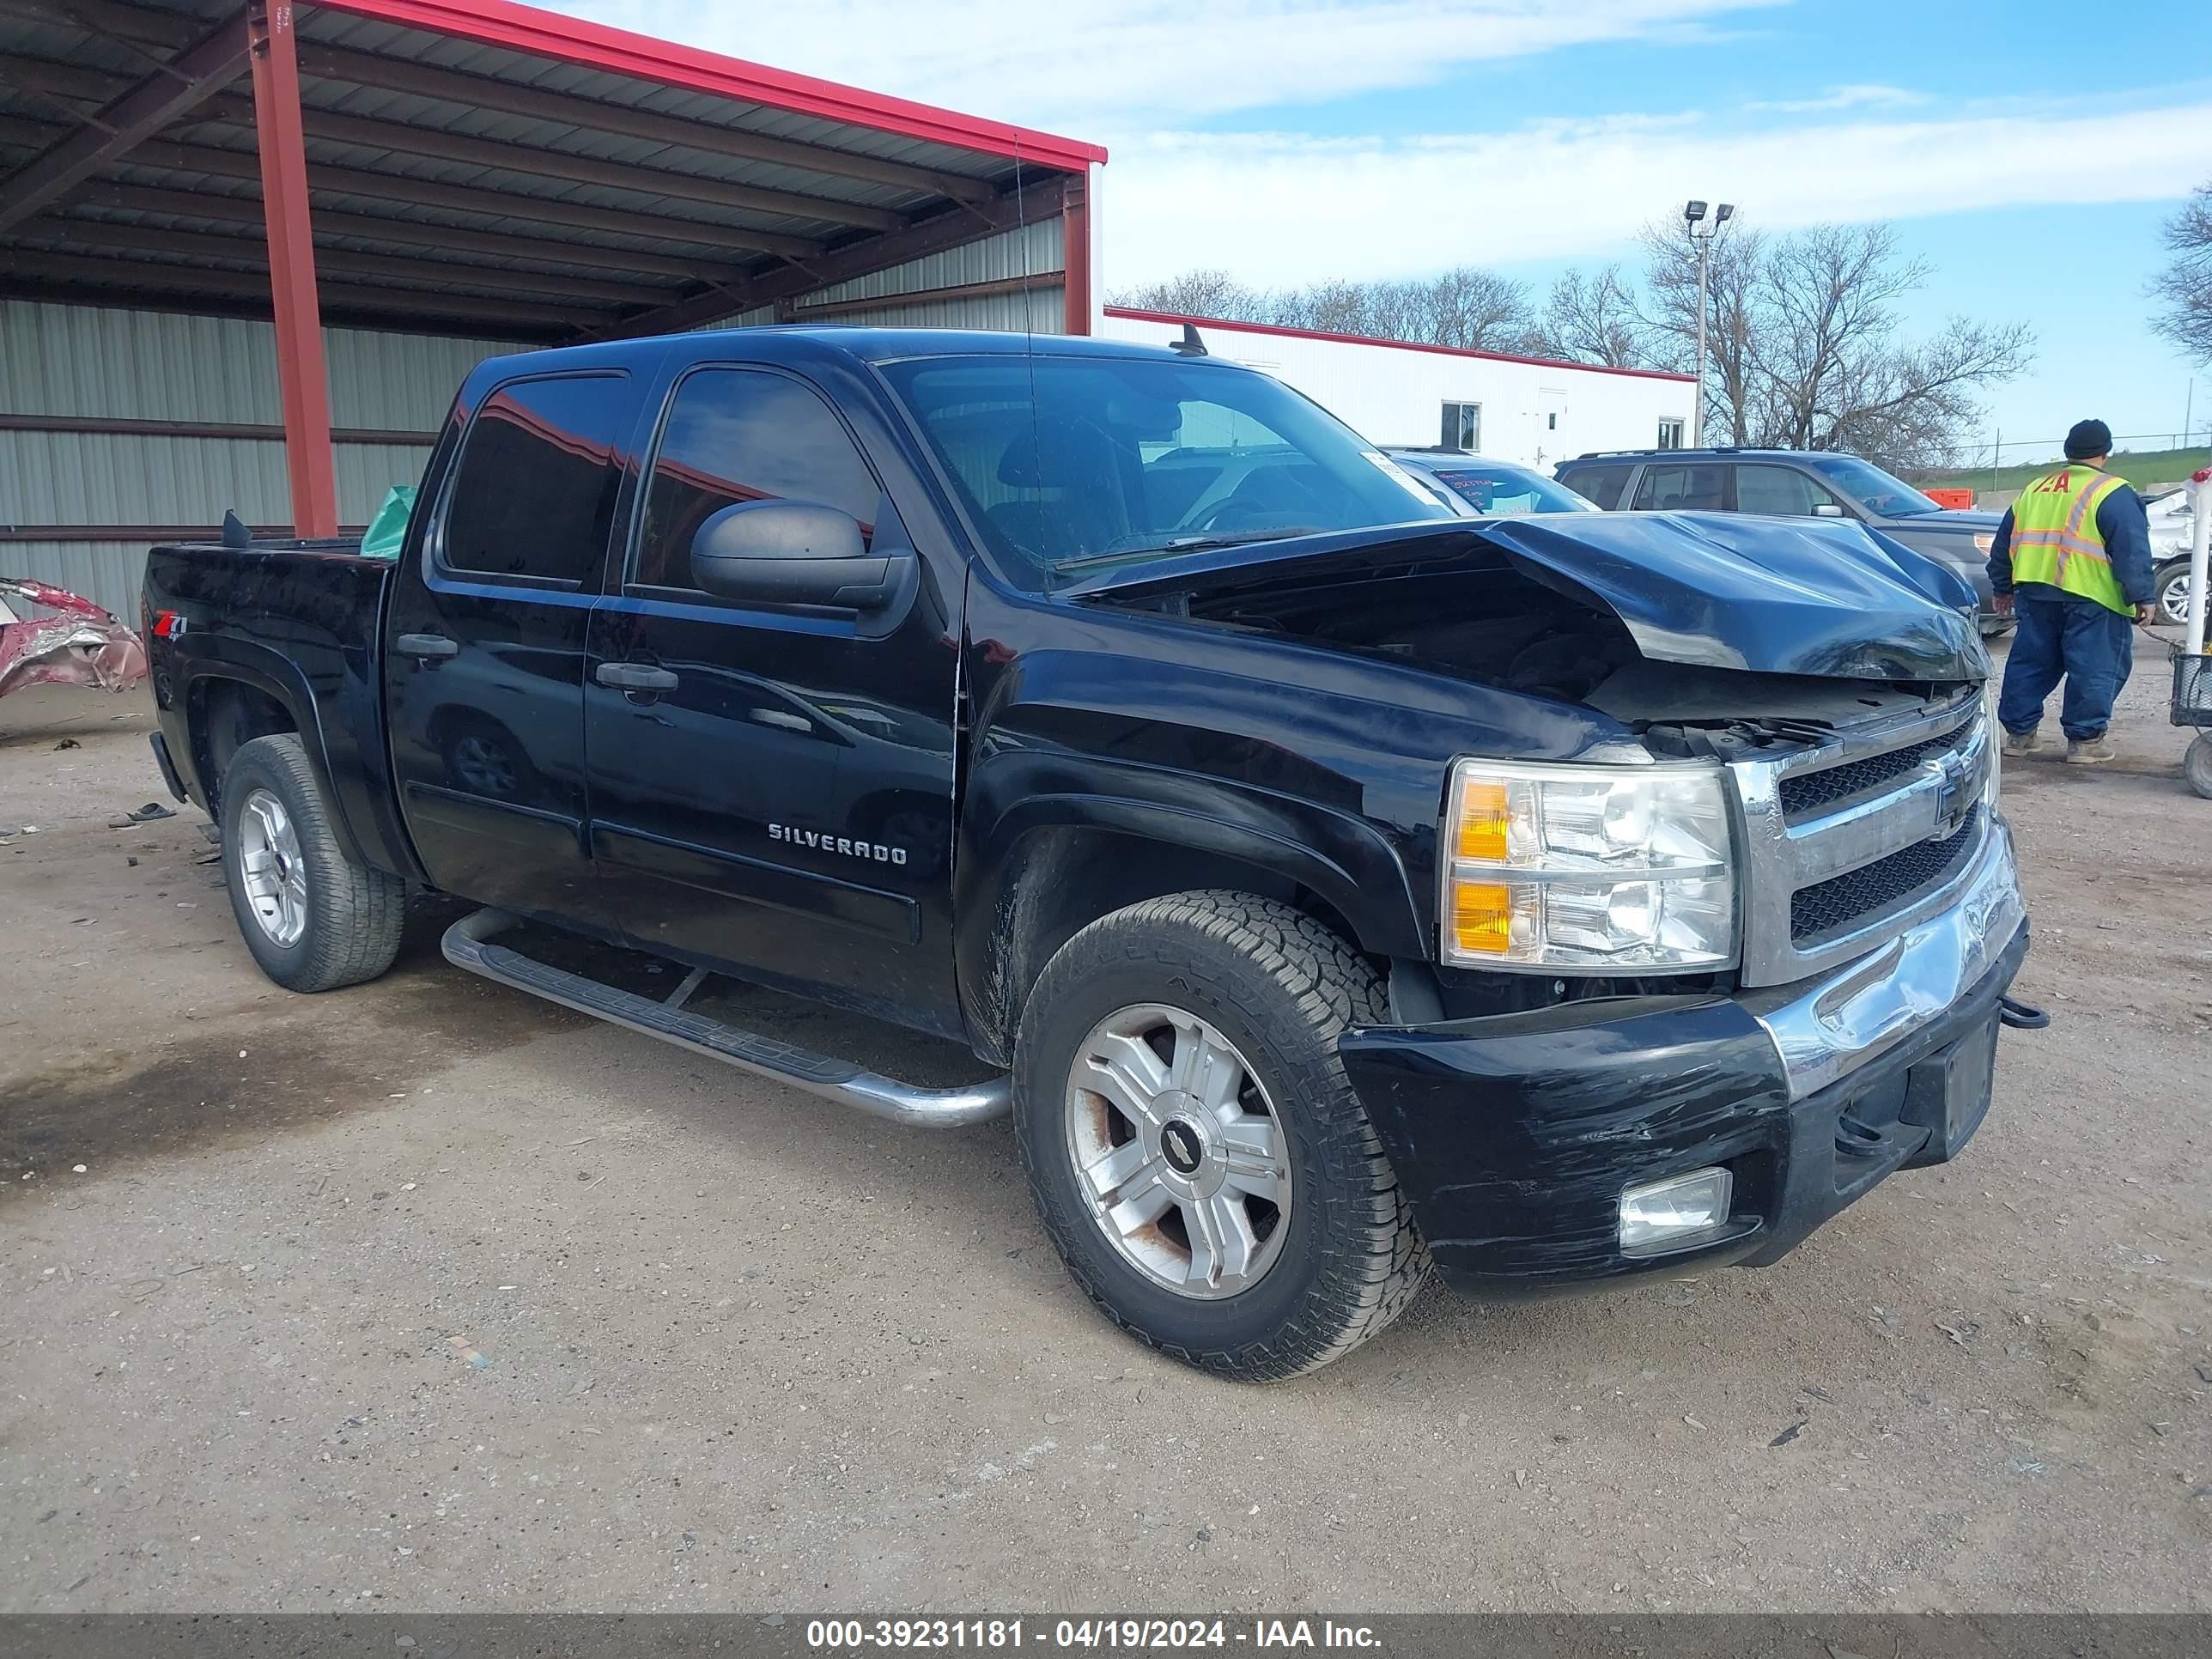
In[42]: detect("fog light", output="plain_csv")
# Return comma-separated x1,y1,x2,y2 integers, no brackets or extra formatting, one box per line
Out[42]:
1618,1167,1733,1249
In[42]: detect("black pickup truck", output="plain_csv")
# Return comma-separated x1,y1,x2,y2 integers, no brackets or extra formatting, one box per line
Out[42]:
143,328,2035,1380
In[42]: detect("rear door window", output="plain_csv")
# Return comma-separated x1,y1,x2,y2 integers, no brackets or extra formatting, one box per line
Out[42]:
1559,462,1633,508
1632,463,1728,512
441,374,627,586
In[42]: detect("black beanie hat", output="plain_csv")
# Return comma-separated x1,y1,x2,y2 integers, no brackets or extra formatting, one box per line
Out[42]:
2063,419,2112,460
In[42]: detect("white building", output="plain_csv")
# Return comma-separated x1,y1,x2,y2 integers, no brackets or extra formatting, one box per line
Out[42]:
1098,307,1696,474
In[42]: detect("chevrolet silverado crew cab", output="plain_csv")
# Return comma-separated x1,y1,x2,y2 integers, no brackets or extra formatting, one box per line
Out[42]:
143,329,2037,1381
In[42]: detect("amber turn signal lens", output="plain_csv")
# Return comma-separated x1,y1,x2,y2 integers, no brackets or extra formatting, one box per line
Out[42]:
1455,778,1510,862
1451,881,1516,955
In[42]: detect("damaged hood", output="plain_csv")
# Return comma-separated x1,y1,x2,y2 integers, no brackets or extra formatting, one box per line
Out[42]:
1067,510,1988,683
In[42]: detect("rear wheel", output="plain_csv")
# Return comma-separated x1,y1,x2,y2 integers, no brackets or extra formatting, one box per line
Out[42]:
1014,891,1430,1381
221,734,406,992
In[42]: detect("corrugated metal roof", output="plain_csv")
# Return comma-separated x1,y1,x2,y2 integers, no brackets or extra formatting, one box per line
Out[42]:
0,0,1093,343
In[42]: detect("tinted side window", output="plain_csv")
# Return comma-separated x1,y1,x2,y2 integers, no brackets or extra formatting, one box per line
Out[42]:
634,368,882,592
1561,463,1632,508
442,374,625,584
1735,464,1838,516
1632,463,1728,511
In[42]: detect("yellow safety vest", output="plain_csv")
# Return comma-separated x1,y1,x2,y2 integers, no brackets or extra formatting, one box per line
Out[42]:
2008,464,2130,615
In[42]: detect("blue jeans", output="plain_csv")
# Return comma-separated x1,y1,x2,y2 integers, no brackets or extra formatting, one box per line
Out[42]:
1996,586,2135,742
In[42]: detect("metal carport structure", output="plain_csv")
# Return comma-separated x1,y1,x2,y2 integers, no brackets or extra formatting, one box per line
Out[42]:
0,0,1104,550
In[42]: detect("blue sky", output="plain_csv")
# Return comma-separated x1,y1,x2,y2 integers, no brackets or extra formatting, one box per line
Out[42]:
562,0,2210,461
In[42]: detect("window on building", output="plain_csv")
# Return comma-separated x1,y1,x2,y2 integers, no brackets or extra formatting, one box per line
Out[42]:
1632,462,1728,512
1656,418,1685,451
1733,463,1842,518
633,368,885,593
441,374,626,585
1440,401,1481,451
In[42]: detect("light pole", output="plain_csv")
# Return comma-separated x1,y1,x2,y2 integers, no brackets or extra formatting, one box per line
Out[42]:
1683,199,1733,447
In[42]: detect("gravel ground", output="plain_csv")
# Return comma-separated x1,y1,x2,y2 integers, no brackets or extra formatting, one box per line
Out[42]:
2,650,2208,1614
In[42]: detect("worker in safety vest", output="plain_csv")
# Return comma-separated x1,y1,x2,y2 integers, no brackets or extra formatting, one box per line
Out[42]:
1988,419,2156,765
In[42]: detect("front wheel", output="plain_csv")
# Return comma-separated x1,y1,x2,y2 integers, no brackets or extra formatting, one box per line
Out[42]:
1013,891,1430,1381
221,733,406,992
2157,558,2195,629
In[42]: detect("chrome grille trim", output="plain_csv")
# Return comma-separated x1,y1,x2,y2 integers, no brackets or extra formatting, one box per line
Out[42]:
1730,698,1995,988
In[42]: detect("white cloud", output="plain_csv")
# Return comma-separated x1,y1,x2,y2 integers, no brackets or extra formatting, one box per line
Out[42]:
1747,82,1927,112
554,0,1777,125
1100,99,2212,287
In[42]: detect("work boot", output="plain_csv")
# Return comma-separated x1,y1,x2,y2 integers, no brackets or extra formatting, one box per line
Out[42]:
2064,736,2117,764
2002,726,2040,757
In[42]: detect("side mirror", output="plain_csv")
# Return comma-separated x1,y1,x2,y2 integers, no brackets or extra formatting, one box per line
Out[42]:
1813,502,1847,519
688,499,915,616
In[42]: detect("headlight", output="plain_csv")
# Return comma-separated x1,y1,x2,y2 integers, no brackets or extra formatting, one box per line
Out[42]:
1439,759,1735,970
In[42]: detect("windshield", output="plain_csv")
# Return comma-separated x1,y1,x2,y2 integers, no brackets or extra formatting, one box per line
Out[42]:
1801,453,1944,518
875,354,1451,582
1416,459,1597,515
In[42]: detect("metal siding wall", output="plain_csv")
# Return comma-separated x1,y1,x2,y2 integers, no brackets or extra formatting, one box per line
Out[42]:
812,287,1063,332
799,218,1063,311
701,220,1067,334
2,300,509,621
2,542,161,623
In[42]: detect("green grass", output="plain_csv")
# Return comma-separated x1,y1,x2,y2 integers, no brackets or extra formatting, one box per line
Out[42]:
1922,446,2210,495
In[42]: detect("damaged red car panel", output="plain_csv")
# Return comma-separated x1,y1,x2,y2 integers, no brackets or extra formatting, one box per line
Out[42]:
0,578,149,700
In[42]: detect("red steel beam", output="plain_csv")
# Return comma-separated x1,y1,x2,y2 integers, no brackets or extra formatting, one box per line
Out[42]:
0,7,249,234
1060,167,1093,337
247,0,337,539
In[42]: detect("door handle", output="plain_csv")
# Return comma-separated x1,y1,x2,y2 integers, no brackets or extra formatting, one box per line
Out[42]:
596,661,679,692
395,632,459,660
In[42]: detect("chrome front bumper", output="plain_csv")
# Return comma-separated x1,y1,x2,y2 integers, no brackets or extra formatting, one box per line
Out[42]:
1742,813,2026,1101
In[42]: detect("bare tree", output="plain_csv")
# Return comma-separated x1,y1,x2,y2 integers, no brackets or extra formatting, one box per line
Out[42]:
1109,266,1531,351
1528,264,1647,368
1620,216,2028,465
2149,180,2212,363
1638,219,1765,445
1815,319,2036,467
1419,267,1534,351
1109,268,1264,319
1118,222,2027,469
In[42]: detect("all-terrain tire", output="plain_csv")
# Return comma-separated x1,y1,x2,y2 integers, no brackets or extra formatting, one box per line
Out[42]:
220,733,406,993
1013,890,1431,1381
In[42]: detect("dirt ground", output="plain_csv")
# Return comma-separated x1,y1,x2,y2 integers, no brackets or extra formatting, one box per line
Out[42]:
2,652,2208,1615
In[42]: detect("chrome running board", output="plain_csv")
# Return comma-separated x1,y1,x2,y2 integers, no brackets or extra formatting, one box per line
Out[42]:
441,908,1010,1128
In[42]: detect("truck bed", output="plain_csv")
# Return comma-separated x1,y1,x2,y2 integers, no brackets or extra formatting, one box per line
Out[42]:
143,536,416,880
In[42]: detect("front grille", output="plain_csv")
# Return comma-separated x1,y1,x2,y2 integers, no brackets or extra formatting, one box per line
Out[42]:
1779,728,1965,818
1790,819,1980,942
